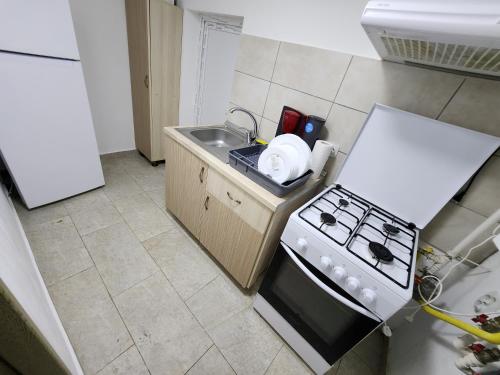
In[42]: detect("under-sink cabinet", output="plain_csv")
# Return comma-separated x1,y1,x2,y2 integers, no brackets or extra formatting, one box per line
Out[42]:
164,127,322,288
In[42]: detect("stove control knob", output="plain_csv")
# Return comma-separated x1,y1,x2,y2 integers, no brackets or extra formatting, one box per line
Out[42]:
345,277,360,293
332,266,347,282
296,238,308,252
320,256,333,270
360,288,377,306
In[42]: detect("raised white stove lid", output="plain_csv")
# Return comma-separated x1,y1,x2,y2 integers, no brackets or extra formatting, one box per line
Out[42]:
336,104,500,229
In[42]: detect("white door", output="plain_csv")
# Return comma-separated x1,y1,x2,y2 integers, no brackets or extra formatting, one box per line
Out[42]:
0,52,104,208
0,186,83,374
0,0,80,59
196,18,241,125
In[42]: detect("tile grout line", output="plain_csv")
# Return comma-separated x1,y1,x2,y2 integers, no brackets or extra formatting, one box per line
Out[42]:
263,343,285,375
66,210,153,375
94,343,135,374
434,77,466,120
332,55,354,105
182,344,215,375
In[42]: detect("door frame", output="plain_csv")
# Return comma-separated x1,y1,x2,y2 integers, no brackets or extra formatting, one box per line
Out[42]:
194,15,242,125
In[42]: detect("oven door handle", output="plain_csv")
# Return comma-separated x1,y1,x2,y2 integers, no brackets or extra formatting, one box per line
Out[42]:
282,244,382,322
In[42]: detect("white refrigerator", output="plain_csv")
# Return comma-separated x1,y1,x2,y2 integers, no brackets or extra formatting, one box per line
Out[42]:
0,0,104,208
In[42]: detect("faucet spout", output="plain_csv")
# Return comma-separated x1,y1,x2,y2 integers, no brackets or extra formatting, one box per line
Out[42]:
229,106,258,142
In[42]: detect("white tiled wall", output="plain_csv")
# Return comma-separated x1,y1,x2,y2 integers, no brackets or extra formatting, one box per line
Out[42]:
228,34,500,255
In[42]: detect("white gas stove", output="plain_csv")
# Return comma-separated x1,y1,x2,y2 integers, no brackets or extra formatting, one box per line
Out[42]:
254,104,500,375
282,183,418,320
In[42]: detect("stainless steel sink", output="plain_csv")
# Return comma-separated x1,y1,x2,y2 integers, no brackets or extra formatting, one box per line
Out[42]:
176,124,249,163
190,128,243,148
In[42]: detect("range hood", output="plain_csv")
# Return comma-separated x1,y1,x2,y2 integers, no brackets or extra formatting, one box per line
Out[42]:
361,0,500,77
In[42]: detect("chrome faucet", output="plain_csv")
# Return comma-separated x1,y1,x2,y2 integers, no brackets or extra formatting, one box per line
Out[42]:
229,106,258,143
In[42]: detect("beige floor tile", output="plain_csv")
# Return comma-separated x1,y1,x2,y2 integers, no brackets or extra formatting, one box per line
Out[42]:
96,346,149,375
207,308,283,375
26,216,93,286
114,272,213,375
113,193,175,241
49,267,133,374
131,170,165,192
186,275,253,330
266,345,313,375
103,173,143,202
186,345,235,375
144,228,218,300
63,189,110,215
146,188,166,211
82,222,158,296
14,200,68,231
71,202,123,236
336,351,375,375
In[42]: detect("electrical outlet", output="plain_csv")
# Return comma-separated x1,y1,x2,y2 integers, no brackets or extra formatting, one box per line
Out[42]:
474,291,500,313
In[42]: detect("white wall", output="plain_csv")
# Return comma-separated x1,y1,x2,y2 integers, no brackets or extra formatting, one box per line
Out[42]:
177,0,377,59
69,0,135,155
388,250,500,374
178,10,203,125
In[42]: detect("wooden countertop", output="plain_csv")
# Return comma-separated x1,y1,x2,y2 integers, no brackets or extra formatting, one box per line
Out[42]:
163,126,323,211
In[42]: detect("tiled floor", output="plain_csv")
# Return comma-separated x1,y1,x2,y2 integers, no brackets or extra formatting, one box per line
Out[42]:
15,151,387,375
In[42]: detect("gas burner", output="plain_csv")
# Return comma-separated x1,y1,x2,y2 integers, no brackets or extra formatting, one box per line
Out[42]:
320,212,337,226
368,242,394,263
339,198,349,207
382,223,400,236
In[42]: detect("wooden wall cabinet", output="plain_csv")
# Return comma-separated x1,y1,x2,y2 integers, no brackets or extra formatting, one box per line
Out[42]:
164,129,322,288
125,0,182,164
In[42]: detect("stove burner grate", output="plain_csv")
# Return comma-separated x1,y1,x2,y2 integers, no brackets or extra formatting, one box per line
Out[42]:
382,223,400,236
320,212,337,227
368,241,394,263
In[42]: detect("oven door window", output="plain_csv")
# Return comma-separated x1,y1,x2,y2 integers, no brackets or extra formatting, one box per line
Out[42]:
259,242,381,364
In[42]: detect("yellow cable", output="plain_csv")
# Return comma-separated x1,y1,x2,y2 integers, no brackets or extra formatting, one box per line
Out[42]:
422,304,500,345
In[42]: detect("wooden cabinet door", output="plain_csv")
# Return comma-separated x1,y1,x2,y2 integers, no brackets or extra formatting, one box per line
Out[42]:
165,137,208,238
125,0,152,159
199,169,272,287
149,0,182,161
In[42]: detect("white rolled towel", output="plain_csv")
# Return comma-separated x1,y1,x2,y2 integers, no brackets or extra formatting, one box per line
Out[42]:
310,140,334,179
258,144,299,184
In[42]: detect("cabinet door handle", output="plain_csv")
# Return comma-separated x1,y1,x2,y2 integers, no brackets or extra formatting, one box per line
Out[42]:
144,74,149,88
226,191,241,205
204,196,209,210
199,166,205,183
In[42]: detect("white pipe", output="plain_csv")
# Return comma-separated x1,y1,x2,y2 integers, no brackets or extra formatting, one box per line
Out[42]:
433,208,500,273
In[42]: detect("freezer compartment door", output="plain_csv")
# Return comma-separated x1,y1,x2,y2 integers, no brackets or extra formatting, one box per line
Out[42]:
0,0,79,59
0,53,104,208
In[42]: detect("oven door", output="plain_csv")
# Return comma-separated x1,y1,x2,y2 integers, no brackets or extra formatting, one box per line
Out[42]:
257,242,382,368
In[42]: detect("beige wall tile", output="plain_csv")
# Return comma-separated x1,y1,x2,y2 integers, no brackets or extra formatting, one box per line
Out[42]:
335,57,464,118
324,104,367,154
459,156,500,217
259,118,278,142
421,203,486,252
230,71,270,115
235,35,279,81
226,102,262,133
264,83,332,123
324,151,346,185
273,42,351,101
439,77,500,137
